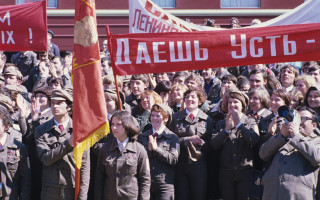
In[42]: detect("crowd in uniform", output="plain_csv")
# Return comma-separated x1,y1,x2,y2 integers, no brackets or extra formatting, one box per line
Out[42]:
0,28,319,200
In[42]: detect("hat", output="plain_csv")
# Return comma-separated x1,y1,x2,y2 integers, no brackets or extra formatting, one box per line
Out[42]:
228,90,249,113
152,103,172,125
4,68,23,80
104,88,125,106
48,29,54,38
51,89,73,102
5,85,23,93
33,86,53,98
0,94,13,113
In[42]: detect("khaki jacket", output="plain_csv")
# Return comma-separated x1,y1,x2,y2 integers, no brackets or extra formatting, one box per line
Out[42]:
95,136,151,200
35,118,90,200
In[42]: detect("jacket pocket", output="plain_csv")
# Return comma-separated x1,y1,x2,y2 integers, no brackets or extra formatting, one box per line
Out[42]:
125,159,137,175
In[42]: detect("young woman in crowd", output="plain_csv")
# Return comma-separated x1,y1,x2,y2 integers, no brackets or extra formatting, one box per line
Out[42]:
95,111,151,200
248,87,272,123
154,80,172,105
289,89,304,109
210,90,259,200
138,104,179,200
170,89,213,200
170,83,188,113
305,86,320,114
295,74,316,96
133,90,162,132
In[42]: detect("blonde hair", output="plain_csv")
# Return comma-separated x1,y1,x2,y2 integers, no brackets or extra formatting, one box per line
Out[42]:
140,90,163,110
295,75,316,90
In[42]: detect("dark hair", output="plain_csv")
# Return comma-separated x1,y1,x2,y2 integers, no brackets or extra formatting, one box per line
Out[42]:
249,69,267,80
265,74,281,92
173,71,189,82
131,74,149,84
296,106,318,122
184,89,207,107
308,65,320,73
51,56,65,65
0,106,12,128
304,87,319,108
65,51,72,56
151,104,169,125
271,89,291,106
222,74,237,85
237,76,249,91
110,111,140,141
154,80,172,94
280,64,299,84
47,77,63,87
248,87,270,109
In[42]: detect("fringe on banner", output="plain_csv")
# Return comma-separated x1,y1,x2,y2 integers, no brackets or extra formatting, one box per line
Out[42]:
74,122,110,169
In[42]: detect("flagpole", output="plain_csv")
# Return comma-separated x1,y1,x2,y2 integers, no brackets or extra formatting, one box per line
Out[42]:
75,167,80,200
106,25,122,110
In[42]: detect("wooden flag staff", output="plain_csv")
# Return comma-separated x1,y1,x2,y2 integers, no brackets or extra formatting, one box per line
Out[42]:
106,25,123,111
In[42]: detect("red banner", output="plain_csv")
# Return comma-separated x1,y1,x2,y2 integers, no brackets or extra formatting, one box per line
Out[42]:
0,1,47,51
108,23,320,75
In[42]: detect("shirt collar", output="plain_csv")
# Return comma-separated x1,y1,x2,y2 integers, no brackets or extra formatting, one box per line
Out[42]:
186,108,199,117
283,85,294,92
152,125,166,136
40,107,51,115
116,138,129,151
54,117,70,129
256,108,266,116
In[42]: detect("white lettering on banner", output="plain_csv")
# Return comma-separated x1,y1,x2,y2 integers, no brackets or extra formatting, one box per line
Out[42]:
169,41,192,62
231,34,297,59
283,35,296,55
153,42,167,63
265,36,281,56
0,11,10,26
116,40,208,65
250,37,263,57
231,34,247,58
136,42,151,64
116,39,132,65
0,31,15,44
194,40,208,61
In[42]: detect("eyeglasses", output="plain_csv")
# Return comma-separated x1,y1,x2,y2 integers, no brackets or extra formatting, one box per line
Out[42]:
300,116,313,122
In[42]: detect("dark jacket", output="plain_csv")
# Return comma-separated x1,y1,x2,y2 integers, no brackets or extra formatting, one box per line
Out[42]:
0,133,31,200
205,77,221,104
138,128,179,184
210,114,259,170
34,118,90,200
95,136,151,200
170,109,213,163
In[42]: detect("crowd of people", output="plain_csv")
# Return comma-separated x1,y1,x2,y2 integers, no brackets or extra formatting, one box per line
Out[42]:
0,27,319,200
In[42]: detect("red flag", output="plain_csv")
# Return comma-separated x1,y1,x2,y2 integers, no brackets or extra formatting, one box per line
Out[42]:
108,23,320,75
72,0,109,193
0,1,47,51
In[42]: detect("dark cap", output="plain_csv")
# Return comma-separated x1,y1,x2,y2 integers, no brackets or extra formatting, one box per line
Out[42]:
0,94,13,113
51,89,73,102
4,68,23,80
48,29,54,38
33,86,53,99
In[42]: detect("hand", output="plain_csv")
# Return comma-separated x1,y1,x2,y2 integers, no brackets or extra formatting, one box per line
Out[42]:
16,94,27,117
68,134,74,147
189,135,203,145
287,122,299,137
230,109,242,125
148,135,158,151
225,113,234,131
39,61,49,77
31,98,41,121
268,118,278,135
280,123,290,138
275,82,282,90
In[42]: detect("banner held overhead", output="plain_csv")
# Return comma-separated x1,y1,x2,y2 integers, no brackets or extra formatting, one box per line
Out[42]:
109,23,320,76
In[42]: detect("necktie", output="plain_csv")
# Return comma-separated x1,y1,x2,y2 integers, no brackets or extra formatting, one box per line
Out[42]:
189,113,194,121
58,124,64,132
154,132,158,138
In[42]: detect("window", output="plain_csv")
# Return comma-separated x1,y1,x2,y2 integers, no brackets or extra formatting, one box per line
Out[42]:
221,0,260,8
151,0,175,8
16,0,57,8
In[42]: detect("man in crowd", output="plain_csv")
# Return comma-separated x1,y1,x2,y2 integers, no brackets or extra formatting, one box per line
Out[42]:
249,69,267,89
202,68,221,103
260,106,320,199
35,89,90,199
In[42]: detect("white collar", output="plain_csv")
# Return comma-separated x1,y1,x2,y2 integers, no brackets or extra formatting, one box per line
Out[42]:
0,133,8,146
186,108,199,117
54,117,70,130
116,138,129,152
152,125,166,136
255,108,266,116
40,107,51,115
283,85,294,92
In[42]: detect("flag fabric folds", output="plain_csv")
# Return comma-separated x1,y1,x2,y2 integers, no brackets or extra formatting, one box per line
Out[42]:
73,0,109,169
